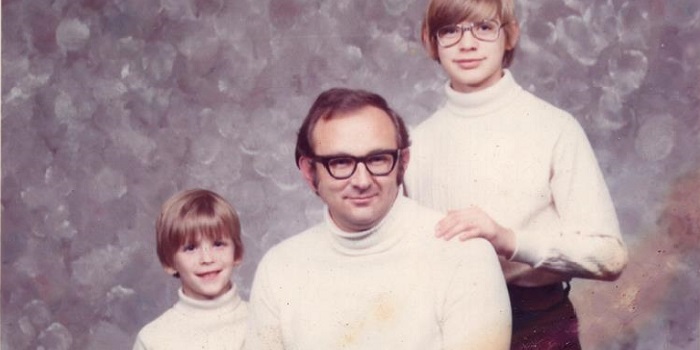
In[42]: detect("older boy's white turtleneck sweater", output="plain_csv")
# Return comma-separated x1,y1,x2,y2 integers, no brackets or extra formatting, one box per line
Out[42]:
246,196,511,350
133,285,247,350
405,70,628,286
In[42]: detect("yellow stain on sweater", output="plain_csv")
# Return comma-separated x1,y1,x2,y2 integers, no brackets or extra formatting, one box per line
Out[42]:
337,294,398,348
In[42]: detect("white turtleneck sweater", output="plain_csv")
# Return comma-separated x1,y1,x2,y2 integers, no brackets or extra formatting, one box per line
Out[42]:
405,70,628,287
133,285,248,350
246,196,511,350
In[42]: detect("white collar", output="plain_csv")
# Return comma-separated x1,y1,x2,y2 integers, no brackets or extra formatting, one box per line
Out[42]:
444,69,521,118
323,195,407,256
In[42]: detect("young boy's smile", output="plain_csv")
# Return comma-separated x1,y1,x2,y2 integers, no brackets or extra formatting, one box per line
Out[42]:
165,236,237,300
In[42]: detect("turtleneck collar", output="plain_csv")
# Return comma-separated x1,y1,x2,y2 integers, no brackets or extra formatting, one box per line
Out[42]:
444,69,520,118
323,194,407,256
174,283,242,315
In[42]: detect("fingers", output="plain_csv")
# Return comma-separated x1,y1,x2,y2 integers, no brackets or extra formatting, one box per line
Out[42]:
435,222,457,239
459,228,481,241
435,216,452,237
434,207,515,258
435,212,460,237
436,213,477,241
435,207,490,241
438,222,481,241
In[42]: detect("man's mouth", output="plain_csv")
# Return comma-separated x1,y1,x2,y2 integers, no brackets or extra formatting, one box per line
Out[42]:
347,194,377,205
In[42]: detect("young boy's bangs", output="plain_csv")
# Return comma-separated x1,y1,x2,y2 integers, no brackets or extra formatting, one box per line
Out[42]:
176,214,233,247
466,1,501,22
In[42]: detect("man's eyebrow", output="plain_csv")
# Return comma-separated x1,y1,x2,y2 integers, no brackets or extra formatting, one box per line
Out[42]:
316,149,395,158
315,152,353,158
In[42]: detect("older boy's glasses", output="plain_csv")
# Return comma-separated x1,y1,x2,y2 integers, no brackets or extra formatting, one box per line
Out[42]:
312,149,400,180
436,20,506,47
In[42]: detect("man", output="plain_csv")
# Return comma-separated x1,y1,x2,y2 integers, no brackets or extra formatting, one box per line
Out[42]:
246,88,511,350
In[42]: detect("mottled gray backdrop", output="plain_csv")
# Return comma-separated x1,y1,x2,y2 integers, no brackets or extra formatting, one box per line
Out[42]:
2,0,699,349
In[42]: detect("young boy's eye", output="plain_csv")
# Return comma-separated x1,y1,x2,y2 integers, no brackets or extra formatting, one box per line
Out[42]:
215,237,235,247
182,243,197,252
213,240,228,247
438,25,461,36
477,21,497,32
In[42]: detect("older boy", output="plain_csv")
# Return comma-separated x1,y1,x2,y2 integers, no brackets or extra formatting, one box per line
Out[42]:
405,1,628,349
133,189,247,350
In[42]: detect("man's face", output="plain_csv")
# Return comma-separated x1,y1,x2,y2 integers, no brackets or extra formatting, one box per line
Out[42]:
303,106,404,233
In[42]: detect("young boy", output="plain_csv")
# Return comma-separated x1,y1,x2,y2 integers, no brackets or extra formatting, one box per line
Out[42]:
133,189,247,350
405,1,628,349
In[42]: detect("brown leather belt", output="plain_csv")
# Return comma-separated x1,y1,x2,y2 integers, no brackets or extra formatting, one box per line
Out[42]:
507,282,571,313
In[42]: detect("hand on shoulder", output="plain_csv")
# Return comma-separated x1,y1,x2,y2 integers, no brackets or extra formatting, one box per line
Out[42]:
435,206,516,258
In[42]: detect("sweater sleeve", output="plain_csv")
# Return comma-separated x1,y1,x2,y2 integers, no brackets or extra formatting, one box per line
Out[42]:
441,239,512,350
511,119,628,280
131,335,148,350
245,254,285,350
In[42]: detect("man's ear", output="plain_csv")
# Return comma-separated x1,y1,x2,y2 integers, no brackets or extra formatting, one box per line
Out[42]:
299,156,318,191
400,148,410,171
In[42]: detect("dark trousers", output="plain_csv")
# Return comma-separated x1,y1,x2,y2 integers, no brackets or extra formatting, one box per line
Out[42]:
508,283,582,350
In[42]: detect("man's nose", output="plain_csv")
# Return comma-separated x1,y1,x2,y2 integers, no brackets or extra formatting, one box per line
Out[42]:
349,162,373,188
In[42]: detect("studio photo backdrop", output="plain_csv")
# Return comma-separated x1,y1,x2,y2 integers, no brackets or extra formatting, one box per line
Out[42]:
2,0,699,348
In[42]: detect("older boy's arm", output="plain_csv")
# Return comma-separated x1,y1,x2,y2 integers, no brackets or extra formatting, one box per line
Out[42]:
442,239,511,350
436,120,627,281
132,337,147,350
245,258,285,350
512,119,628,280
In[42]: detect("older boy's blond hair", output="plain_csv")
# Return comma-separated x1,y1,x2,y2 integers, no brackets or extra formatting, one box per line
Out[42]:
156,189,243,272
421,0,519,67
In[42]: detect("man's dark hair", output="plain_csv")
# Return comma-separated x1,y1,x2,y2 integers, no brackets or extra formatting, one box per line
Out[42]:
295,88,411,166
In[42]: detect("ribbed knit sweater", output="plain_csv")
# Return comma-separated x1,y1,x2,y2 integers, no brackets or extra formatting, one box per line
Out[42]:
246,196,511,350
405,70,627,286
133,285,247,350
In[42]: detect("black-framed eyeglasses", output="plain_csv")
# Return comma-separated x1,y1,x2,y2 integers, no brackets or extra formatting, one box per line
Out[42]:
311,149,401,180
436,20,507,47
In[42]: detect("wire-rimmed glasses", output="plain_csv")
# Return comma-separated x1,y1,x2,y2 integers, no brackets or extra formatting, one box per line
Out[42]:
436,20,506,47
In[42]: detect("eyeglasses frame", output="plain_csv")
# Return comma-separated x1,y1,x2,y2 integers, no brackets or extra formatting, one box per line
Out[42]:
311,149,402,180
436,20,508,47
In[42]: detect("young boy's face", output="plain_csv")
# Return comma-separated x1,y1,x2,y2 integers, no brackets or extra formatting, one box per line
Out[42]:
164,236,237,300
437,19,510,93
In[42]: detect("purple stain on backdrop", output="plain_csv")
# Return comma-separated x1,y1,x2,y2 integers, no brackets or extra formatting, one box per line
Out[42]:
2,0,699,349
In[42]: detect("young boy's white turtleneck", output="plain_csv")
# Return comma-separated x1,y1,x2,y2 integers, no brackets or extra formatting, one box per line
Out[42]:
133,284,247,350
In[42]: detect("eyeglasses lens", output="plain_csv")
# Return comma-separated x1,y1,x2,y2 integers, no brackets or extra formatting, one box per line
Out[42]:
325,152,397,179
437,20,501,46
